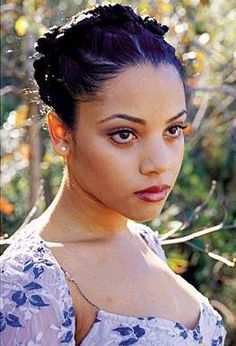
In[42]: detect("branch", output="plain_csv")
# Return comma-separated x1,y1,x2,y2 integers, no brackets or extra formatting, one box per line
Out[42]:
186,241,236,267
0,86,20,97
210,300,236,325
191,97,209,131
160,180,218,241
0,4,22,14
19,179,44,229
159,221,186,241
187,180,218,225
0,180,44,246
191,85,236,97
161,223,236,245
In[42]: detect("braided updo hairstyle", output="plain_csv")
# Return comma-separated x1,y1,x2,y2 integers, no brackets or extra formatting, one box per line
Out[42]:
33,3,184,131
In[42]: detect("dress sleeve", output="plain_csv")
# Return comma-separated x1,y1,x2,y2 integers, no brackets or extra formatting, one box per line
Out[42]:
0,248,75,345
136,223,167,262
151,230,167,262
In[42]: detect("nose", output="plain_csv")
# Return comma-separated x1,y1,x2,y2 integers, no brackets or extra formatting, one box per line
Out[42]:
139,138,170,175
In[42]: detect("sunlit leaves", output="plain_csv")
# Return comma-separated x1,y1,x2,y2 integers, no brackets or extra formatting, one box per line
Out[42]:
168,256,189,274
199,32,210,45
139,2,151,16
193,51,206,74
38,24,48,37
159,2,173,14
200,0,210,5
182,0,200,6
15,16,29,37
0,197,14,215
15,104,29,128
35,0,47,8
18,143,30,162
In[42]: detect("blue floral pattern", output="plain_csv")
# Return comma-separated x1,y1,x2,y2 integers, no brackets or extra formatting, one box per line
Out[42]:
0,220,227,345
112,324,146,345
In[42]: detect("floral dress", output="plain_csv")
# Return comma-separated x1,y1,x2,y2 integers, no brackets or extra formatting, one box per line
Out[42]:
0,219,227,345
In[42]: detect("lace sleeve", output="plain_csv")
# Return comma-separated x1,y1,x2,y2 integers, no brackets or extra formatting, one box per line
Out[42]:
0,249,75,345
135,223,167,262
151,229,167,262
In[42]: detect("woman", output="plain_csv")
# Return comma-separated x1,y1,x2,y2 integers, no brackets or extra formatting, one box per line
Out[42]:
0,3,226,345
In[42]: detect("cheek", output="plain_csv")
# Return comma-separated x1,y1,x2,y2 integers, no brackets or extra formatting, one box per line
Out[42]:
170,140,185,174
74,139,132,191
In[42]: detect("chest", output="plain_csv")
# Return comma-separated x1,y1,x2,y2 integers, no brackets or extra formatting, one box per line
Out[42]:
71,271,200,345
50,238,201,343
53,238,175,310
63,250,201,345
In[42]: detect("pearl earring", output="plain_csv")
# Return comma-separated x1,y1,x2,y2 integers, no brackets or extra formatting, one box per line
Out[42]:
61,145,67,152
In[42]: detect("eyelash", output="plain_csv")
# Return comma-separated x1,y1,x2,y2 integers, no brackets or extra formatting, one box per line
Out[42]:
107,122,189,146
164,122,189,138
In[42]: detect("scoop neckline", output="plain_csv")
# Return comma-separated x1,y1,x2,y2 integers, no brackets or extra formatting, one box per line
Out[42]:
96,299,205,333
78,302,205,346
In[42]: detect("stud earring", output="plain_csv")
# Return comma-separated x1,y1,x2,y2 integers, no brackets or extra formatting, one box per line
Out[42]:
61,145,67,152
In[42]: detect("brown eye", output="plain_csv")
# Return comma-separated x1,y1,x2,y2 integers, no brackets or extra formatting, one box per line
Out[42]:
169,126,179,135
119,131,131,140
166,122,188,139
108,128,136,144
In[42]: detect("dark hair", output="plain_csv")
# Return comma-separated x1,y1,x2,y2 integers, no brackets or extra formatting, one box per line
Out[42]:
33,3,184,131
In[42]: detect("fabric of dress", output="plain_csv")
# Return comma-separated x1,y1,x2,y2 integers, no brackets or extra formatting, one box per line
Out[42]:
0,219,227,346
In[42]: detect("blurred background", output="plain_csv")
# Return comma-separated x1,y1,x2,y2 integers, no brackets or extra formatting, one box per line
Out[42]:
1,0,236,344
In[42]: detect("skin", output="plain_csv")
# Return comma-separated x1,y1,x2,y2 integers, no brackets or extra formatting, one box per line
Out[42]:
39,63,187,243
36,63,203,342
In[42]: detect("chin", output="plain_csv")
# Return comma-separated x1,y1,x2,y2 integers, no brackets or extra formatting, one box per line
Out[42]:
127,207,163,223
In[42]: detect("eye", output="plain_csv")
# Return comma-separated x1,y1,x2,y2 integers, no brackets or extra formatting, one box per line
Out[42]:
108,128,137,145
165,122,189,139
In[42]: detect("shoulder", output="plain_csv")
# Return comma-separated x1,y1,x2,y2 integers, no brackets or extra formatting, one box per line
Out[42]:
0,222,75,345
1,221,57,286
131,221,167,262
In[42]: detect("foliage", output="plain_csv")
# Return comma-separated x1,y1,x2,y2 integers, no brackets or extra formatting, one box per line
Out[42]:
1,0,235,344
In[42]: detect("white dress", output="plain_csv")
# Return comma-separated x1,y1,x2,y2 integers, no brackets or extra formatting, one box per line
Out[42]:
0,219,227,345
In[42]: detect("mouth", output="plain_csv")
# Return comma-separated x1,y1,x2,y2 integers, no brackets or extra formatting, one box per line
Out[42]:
134,185,170,203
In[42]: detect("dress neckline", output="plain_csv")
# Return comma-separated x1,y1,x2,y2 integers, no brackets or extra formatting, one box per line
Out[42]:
95,300,205,333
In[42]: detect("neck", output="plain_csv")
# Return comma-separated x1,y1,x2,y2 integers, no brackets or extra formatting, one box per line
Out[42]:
38,170,130,243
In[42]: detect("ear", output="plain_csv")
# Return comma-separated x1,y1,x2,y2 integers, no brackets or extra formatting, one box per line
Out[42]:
47,111,72,157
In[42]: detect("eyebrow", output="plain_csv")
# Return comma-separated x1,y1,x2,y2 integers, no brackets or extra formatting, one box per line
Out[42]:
98,109,188,125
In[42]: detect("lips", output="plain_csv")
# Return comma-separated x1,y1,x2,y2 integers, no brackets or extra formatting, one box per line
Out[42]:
134,185,170,202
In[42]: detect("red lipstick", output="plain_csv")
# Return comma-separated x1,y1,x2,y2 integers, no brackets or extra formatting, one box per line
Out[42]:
134,185,170,202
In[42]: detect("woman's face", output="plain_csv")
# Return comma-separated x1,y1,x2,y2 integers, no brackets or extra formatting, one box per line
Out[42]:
68,63,187,222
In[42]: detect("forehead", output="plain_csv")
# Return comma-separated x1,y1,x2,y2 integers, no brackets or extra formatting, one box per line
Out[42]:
78,63,185,124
